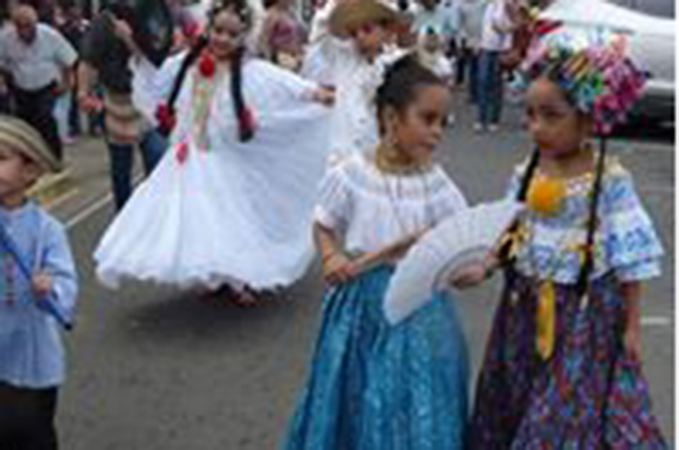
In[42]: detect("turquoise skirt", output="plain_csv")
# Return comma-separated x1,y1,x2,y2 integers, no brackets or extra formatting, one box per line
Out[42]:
284,265,469,449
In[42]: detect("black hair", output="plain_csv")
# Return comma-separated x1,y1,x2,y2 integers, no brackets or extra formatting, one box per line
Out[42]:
374,55,446,133
165,0,255,142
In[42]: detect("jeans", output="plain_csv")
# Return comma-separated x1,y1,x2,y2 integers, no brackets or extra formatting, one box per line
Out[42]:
467,52,480,104
107,129,166,211
477,50,504,126
53,91,71,141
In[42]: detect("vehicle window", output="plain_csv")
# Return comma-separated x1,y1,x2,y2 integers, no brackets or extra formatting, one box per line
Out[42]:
607,0,675,19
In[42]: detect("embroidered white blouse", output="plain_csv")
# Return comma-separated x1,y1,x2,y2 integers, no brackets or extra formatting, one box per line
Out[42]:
507,159,664,284
315,155,468,254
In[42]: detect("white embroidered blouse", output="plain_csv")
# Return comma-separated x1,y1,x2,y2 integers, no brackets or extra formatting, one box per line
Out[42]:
315,155,468,255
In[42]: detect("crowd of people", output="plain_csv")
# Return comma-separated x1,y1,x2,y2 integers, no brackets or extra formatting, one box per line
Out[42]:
0,0,670,448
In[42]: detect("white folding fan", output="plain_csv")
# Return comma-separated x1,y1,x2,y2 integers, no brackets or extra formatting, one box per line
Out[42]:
383,199,525,325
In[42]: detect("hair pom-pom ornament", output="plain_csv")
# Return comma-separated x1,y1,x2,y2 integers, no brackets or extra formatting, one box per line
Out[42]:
527,176,567,217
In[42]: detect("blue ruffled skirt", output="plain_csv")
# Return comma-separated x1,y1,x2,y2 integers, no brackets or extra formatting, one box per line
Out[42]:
283,266,469,450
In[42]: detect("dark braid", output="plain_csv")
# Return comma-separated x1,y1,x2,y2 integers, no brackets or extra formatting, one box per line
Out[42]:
221,0,255,142
230,46,254,142
167,34,209,115
575,138,608,298
497,146,540,264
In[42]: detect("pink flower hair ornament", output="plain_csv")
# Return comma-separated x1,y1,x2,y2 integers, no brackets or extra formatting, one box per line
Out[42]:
513,24,648,136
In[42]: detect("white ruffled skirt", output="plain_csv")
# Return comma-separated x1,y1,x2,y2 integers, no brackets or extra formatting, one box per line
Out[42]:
94,105,331,291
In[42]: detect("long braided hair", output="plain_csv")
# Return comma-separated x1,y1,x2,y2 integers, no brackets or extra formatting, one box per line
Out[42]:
165,0,255,142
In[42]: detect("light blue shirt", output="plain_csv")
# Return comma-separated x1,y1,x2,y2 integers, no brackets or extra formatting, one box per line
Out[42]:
0,202,77,388
412,4,459,40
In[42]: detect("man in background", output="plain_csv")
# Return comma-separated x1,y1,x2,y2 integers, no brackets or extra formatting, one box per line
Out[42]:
0,4,77,162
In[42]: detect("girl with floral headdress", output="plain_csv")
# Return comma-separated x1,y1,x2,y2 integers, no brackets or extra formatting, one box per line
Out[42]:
93,0,335,304
463,27,667,448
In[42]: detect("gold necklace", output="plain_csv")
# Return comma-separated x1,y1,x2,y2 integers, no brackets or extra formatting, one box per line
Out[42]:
374,142,432,175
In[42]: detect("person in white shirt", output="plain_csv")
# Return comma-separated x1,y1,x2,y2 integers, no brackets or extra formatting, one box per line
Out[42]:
0,5,77,162
457,0,488,102
475,0,517,132
301,0,407,165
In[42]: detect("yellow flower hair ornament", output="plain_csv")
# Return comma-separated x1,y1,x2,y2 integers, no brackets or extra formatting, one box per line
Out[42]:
526,176,567,217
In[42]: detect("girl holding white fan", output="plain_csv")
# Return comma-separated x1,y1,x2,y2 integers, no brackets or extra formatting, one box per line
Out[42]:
284,56,470,449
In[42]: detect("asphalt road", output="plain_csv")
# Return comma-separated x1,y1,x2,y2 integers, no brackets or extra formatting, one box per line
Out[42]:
54,97,675,449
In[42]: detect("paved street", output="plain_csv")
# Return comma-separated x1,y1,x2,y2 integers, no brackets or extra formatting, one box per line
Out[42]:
52,96,675,449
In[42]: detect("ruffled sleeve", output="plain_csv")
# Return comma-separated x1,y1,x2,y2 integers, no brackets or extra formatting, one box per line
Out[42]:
601,168,664,281
247,59,319,105
314,162,353,231
130,51,186,125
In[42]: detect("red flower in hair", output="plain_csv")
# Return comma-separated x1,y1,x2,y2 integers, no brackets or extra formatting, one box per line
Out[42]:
199,52,217,78
176,142,189,165
239,106,257,138
534,19,562,37
156,103,176,136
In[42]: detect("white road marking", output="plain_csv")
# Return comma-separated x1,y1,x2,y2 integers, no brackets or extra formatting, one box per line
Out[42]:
45,187,80,212
641,316,673,327
639,184,675,194
612,141,675,155
64,174,143,231
65,193,113,231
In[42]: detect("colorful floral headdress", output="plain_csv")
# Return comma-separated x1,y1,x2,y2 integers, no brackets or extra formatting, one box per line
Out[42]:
514,25,648,135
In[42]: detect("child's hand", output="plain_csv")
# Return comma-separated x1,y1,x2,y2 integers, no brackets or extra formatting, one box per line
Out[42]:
448,263,488,289
32,273,53,301
448,253,498,289
78,93,103,113
623,322,642,362
310,86,336,106
323,253,357,285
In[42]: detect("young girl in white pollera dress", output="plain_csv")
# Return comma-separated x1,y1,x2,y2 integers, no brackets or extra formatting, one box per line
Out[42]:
94,0,334,304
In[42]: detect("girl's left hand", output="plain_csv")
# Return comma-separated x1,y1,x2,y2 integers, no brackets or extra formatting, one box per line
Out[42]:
448,263,488,289
623,323,642,362
310,87,336,106
32,273,53,301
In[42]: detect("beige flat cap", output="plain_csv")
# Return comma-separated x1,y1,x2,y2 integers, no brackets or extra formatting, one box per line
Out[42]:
0,115,61,173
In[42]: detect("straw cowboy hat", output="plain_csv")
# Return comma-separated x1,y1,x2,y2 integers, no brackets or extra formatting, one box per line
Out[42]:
0,115,61,173
329,0,405,37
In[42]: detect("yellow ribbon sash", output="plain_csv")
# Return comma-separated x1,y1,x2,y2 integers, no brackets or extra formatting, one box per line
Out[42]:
536,280,556,360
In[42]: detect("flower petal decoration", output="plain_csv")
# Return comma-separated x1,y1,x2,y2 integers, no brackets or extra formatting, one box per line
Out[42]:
199,52,217,78
175,142,189,165
156,103,177,136
515,26,648,136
